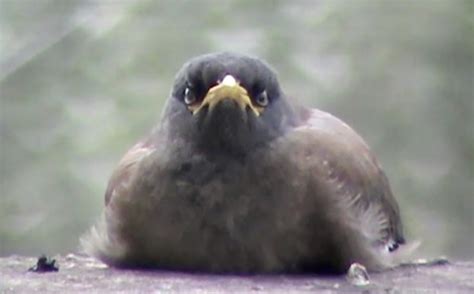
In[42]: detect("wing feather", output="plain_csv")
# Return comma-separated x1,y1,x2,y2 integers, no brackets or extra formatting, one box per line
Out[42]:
81,139,156,265
300,108,405,248
104,141,156,206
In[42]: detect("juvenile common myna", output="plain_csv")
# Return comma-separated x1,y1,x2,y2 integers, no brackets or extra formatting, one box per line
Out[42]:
82,52,408,274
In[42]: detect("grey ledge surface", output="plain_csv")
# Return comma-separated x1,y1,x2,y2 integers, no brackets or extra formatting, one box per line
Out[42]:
1,254,473,293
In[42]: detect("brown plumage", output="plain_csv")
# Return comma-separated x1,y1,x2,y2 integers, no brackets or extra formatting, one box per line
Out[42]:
82,52,409,274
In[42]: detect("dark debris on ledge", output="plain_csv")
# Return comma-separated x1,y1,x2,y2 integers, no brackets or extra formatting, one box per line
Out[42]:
28,255,59,273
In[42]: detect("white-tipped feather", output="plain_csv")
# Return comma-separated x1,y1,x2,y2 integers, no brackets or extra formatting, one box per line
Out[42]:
333,175,419,269
80,214,126,266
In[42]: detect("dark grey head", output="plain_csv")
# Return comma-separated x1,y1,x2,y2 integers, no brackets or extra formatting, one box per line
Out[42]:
161,52,301,157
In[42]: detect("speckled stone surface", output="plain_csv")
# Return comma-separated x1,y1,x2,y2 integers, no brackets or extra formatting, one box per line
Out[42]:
1,254,473,293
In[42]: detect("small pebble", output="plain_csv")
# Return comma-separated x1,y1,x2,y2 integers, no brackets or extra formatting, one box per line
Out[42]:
346,263,370,286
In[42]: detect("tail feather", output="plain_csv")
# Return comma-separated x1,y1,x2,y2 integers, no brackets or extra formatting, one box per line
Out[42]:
80,214,126,266
379,240,421,268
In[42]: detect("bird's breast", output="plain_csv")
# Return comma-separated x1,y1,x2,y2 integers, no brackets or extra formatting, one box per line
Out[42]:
118,146,323,272
113,135,379,273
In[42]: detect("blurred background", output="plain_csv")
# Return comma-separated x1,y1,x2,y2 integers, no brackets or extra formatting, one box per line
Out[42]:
1,0,472,260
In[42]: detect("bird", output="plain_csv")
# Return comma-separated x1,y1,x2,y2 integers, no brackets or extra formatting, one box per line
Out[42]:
81,52,410,274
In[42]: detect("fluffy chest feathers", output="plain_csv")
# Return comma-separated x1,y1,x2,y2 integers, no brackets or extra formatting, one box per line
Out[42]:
96,128,395,273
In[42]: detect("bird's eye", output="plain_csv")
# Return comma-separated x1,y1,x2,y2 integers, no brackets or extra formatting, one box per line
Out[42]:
254,90,269,107
184,87,196,105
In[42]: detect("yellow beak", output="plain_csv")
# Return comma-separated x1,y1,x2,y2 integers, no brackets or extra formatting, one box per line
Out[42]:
189,75,261,117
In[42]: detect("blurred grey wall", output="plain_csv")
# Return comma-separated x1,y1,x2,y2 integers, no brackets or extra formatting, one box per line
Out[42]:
1,0,473,260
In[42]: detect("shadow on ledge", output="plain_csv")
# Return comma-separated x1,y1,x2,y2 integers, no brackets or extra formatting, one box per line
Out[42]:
1,254,473,293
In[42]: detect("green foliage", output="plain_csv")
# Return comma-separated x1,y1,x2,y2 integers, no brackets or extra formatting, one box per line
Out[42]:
1,0,472,258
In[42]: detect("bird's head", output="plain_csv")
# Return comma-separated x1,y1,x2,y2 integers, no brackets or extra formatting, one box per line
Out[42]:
161,52,301,157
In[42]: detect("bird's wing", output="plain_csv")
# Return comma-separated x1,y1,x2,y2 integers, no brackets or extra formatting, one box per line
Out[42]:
81,139,156,264
296,108,405,249
104,140,156,207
